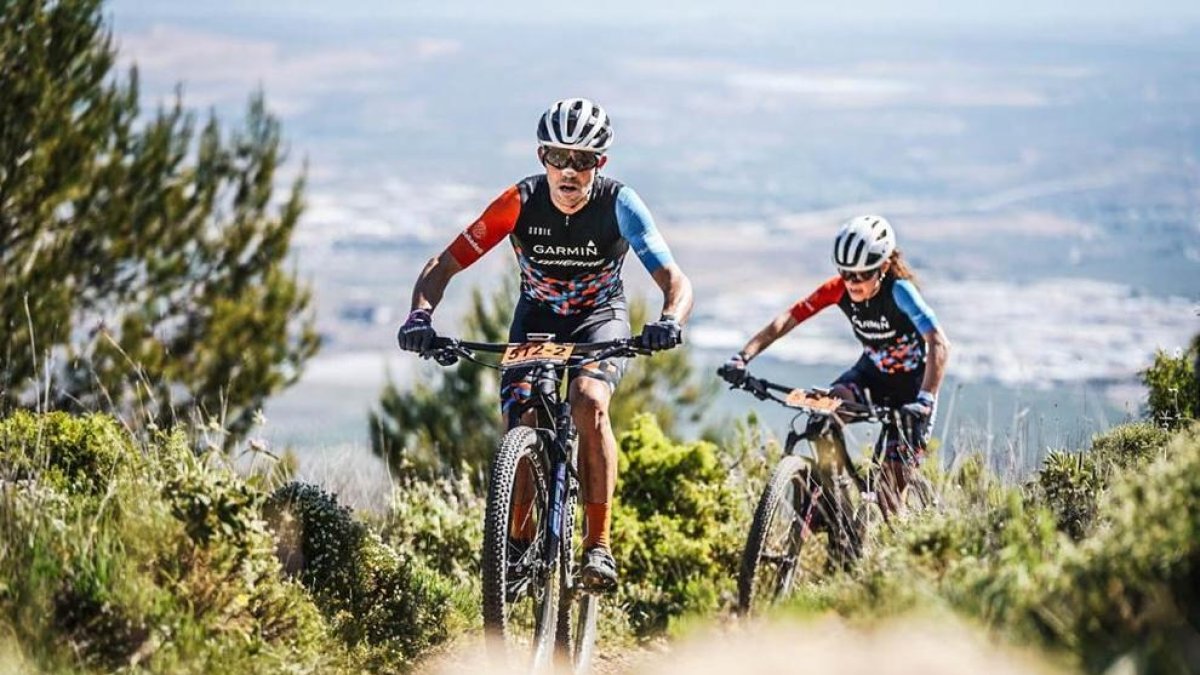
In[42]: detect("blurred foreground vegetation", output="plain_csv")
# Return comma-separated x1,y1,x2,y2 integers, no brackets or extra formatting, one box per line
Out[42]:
0,342,1194,672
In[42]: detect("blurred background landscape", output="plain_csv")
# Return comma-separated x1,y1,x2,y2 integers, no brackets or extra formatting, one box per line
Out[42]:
109,0,1198,462
2,2,1197,672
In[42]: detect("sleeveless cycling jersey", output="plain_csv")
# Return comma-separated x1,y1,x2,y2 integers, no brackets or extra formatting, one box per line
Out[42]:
789,275,940,375
448,175,673,315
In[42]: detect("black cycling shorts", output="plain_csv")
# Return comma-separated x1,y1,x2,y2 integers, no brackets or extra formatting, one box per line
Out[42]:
500,299,631,424
832,355,928,464
832,354,923,407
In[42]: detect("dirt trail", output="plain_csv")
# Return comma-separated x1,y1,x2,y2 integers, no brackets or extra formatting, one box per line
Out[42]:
421,617,1062,674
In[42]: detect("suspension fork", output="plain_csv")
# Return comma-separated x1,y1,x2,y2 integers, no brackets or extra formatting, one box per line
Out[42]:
540,380,577,569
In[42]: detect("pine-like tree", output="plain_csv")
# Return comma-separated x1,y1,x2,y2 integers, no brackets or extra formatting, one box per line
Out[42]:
0,0,319,443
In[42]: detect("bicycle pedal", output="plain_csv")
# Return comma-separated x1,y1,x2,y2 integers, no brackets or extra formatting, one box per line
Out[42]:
579,570,618,594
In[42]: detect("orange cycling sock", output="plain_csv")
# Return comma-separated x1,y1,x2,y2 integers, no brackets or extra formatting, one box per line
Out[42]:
582,501,611,551
509,500,536,542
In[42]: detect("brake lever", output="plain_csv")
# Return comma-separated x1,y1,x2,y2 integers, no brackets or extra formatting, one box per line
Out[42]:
433,350,459,366
745,378,771,400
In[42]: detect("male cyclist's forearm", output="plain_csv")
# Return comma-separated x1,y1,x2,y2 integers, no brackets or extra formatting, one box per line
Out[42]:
410,251,462,313
653,265,693,323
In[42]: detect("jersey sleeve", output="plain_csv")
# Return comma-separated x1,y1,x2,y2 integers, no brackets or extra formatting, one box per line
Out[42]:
447,185,521,268
789,276,845,324
615,187,675,274
892,279,941,334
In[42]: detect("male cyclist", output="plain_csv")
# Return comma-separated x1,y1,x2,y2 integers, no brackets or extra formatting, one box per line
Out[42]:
398,98,694,592
720,216,949,513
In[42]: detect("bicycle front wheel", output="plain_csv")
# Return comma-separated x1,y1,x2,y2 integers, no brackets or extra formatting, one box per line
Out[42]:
554,467,599,674
737,455,830,614
481,426,560,671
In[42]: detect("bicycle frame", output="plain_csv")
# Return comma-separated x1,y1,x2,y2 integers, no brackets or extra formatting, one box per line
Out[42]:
428,336,645,587
731,371,923,524
510,361,578,579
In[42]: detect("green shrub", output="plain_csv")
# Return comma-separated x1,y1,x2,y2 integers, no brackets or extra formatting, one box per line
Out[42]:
0,412,343,673
1035,422,1171,539
612,414,745,635
1089,421,1172,468
1040,423,1200,672
0,411,140,494
1036,451,1103,540
1142,338,1199,428
383,476,484,588
265,482,463,672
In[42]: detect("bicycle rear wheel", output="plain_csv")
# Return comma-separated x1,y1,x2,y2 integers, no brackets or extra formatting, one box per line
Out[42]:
737,455,831,614
855,465,940,557
481,426,559,671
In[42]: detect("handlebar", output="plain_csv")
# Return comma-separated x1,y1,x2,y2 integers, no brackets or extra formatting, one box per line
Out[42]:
422,335,654,370
719,367,897,423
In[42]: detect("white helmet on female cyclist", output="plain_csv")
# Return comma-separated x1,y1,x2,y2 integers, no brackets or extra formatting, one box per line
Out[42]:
537,98,613,152
832,215,896,272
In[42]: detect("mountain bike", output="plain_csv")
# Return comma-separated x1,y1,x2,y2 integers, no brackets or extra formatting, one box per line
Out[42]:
720,368,937,615
424,335,651,673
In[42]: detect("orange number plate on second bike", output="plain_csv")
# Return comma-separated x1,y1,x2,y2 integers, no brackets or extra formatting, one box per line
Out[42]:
500,342,576,367
784,389,844,413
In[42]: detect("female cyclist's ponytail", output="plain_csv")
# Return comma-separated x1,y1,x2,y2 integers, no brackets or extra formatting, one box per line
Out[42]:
886,249,919,287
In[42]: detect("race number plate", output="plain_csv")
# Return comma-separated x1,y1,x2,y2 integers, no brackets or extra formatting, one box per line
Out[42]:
784,389,843,413
500,342,575,366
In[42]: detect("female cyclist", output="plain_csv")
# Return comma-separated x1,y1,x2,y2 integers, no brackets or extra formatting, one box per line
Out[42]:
720,215,950,512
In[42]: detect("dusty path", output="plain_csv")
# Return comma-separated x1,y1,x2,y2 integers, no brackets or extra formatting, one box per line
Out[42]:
419,616,1061,675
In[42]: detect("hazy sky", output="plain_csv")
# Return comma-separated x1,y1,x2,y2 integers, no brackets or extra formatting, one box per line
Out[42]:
109,0,1200,31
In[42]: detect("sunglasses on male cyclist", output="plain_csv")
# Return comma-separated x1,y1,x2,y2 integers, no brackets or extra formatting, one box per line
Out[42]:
540,147,603,171
839,268,882,283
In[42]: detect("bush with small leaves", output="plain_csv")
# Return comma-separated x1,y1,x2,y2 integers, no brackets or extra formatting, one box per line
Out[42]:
0,411,140,495
1035,422,1171,539
1089,421,1171,468
383,476,484,587
265,482,462,671
0,413,341,672
1142,337,1199,428
1040,423,1200,672
612,414,745,635
1036,451,1103,540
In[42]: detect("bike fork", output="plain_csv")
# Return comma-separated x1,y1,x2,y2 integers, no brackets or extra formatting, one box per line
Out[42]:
542,452,567,569
799,484,823,538
541,403,576,570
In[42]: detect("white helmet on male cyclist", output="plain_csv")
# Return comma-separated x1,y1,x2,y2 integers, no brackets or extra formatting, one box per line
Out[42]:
537,98,613,152
832,215,896,272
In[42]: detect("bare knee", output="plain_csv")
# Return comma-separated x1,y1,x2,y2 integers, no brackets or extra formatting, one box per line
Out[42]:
829,384,856,402
570,377,612,430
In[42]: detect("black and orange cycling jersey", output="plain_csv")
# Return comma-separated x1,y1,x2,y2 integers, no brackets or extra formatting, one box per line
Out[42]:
789,274,940,377
446,173,675,418
447,175,674,316
789,274,943,461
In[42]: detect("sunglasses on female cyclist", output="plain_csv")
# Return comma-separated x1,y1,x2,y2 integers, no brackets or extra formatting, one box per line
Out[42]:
540,147,603,171
839,268,881,283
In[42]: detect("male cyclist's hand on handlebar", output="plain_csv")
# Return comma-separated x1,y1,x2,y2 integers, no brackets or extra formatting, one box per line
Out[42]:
717,353,748,386
640,315,682,352
397,309,437,354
